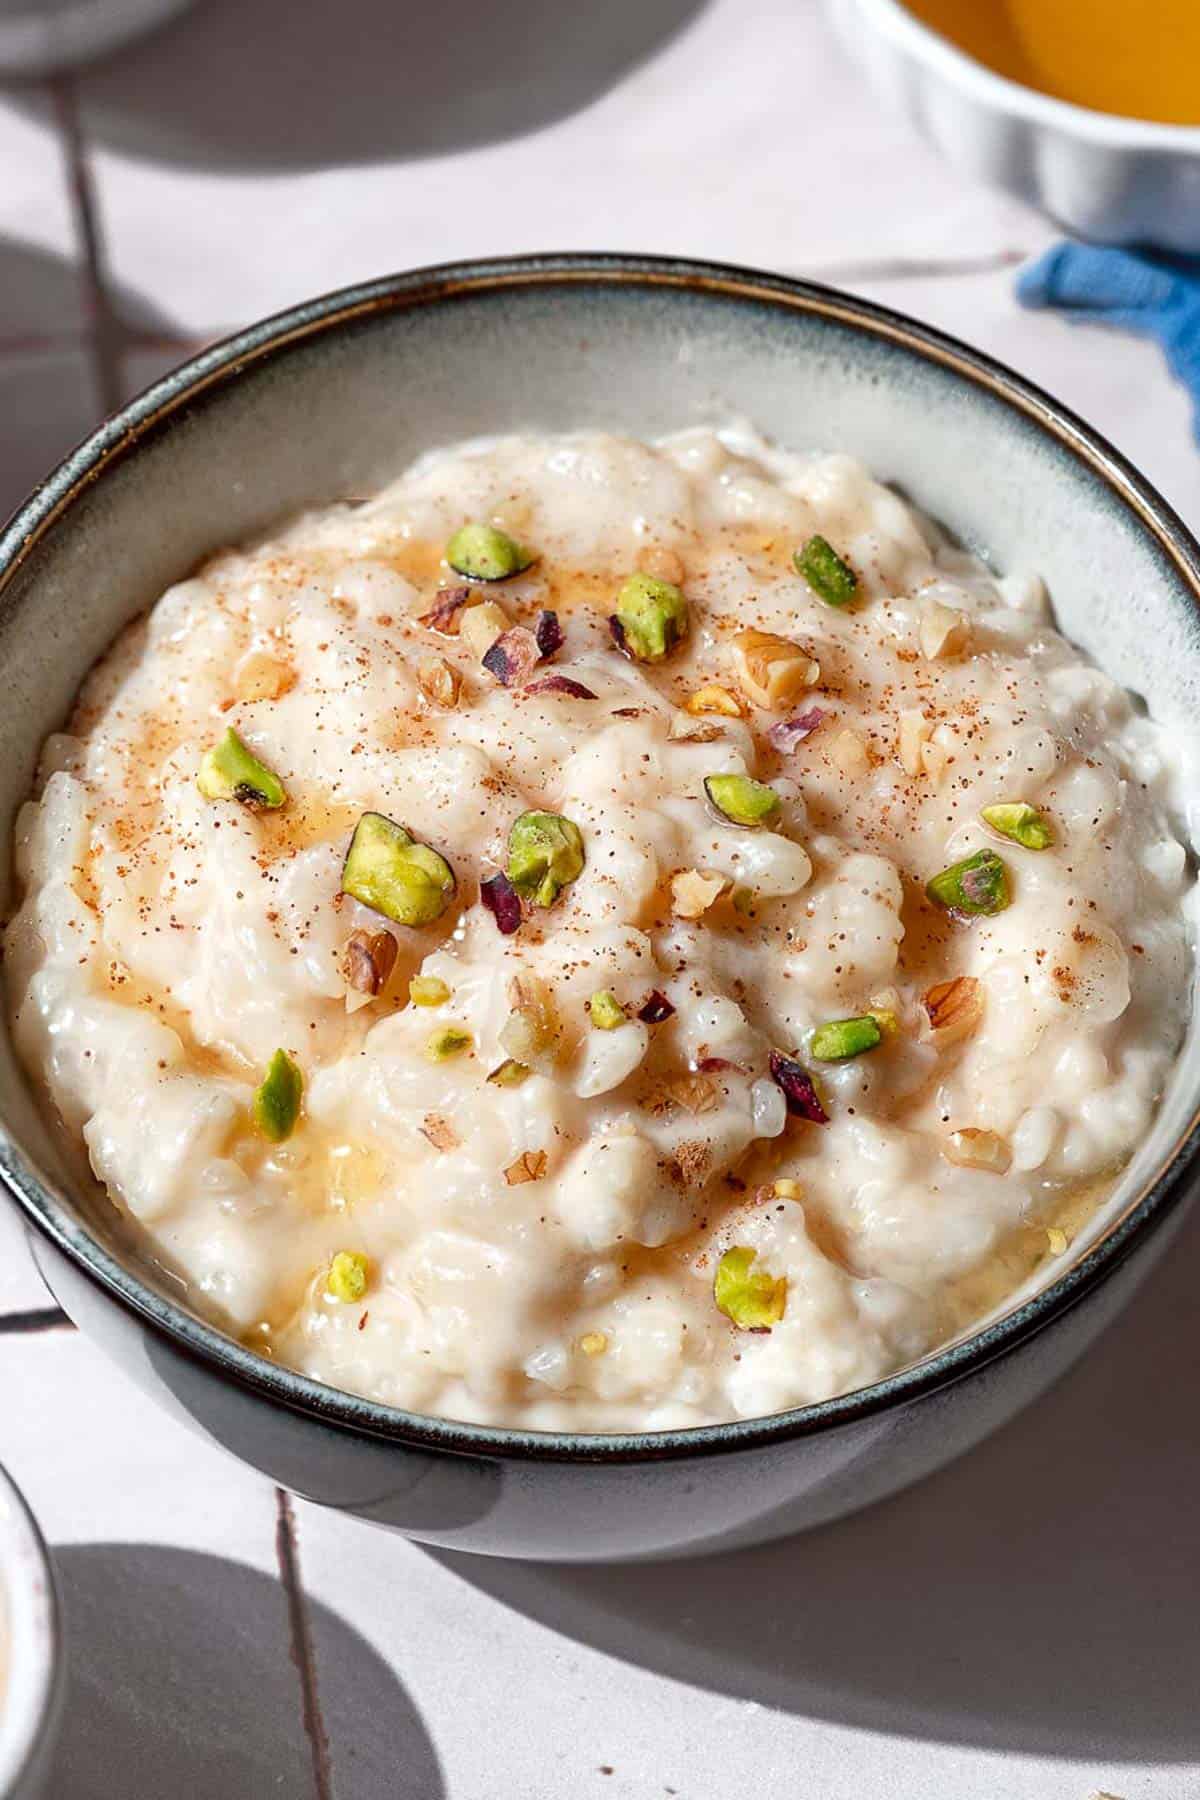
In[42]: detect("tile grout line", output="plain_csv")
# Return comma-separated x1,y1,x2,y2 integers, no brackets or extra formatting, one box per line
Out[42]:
0,1305,74,1335
47,73,124,417
275,1487,334,1800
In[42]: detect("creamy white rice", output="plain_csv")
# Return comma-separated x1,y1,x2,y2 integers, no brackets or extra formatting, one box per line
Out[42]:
6,427,1191,1430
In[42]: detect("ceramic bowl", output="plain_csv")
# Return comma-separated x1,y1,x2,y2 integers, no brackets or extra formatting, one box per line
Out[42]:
0,1464,61,1800
1,254,1199,1562
827,0,1200,251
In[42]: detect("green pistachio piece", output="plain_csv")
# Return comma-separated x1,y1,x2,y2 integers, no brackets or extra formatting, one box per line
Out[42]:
926,847,1011,917
341,812,455,927
487,1058,532,1087
612,573,689,662
810,1015,883,1061
794,534,858,607
425,1025,472,1062
252,1049,302,1143
445,522,536,582
506,810,585,907
714,1245,787,1331
704,772,781,828
981,802,1054,851
326,1250,369,1303
197,727,286,811
588,989,627,1030
409,975,451,1007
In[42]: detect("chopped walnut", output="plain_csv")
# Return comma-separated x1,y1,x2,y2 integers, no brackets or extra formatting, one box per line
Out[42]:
730,627,820,711
499,973,561,1071
636,545,685,585
897,707,932,777
420,1112,459,1152
670,868,729,920
922,975,983,1045
921,737,950,783
942,1127,1011,1173
668,713,727,743
664,1072,720,1115
830,726,869,777
919,598,971,661
416,654,462,709
341,928,399,997
504,1149,548,1185
459,600,509,660
232,652,295,704
685,683,743,718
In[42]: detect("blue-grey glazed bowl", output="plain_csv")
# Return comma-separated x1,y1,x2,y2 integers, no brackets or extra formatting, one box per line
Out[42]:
1,254,1199,1562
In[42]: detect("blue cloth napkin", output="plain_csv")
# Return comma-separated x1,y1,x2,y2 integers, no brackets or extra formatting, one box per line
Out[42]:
1017,243,1200,442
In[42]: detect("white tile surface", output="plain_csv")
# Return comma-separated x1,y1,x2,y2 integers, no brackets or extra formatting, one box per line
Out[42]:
79,0,1052,335
0,1,1197,1794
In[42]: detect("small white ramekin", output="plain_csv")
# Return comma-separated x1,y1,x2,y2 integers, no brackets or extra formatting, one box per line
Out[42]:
0,1466,61,1800
826,0,1200,251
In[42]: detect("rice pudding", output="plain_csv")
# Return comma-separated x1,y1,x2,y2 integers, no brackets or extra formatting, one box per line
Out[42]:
6,427,1191,1430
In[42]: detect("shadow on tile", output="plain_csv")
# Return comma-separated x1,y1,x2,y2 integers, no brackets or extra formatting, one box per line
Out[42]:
47,1543,446,1797
65,0,709,171
0,237,177,521
433,1197,1200,1764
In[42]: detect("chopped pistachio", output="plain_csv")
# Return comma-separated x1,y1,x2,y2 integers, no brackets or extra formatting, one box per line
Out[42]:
981,801,1054,851
731,885,757,916
252,1048,302,1143
445,521,535,582
926,847,1011,917
326,1250,369,1303
487,1058,532,1087
506,810,585,907
704,772,781,828
809,1015,883,1061
578,1330,609,1357
714,1245,787,1331
610,572,689,662
686,684,743,718
424,1025,472,1062
588,989,627,1031
197,727,286,811
409,974,451,1007
420,1112,458,1152
342,812,455,927
794,533,858,607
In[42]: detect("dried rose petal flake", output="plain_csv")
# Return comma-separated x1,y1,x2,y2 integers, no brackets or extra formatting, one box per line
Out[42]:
767,707,826,753
480,871,523,935
768,1050,829,1123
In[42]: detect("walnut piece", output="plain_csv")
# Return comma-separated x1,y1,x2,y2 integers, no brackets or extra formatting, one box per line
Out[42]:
233,652,295,704
416,655,462,709
663,1072,720,1115
922,975,983,1045
897,707,932,777
730,627,820,711
342,928,399,997
830,726,869,777
918,598,971,661
420,1112,459,1152
636,545,686,585
670,868,730,920
458,600,510,661
685,683,743,718
942,1127,1011,1173
504,1149,548,1185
